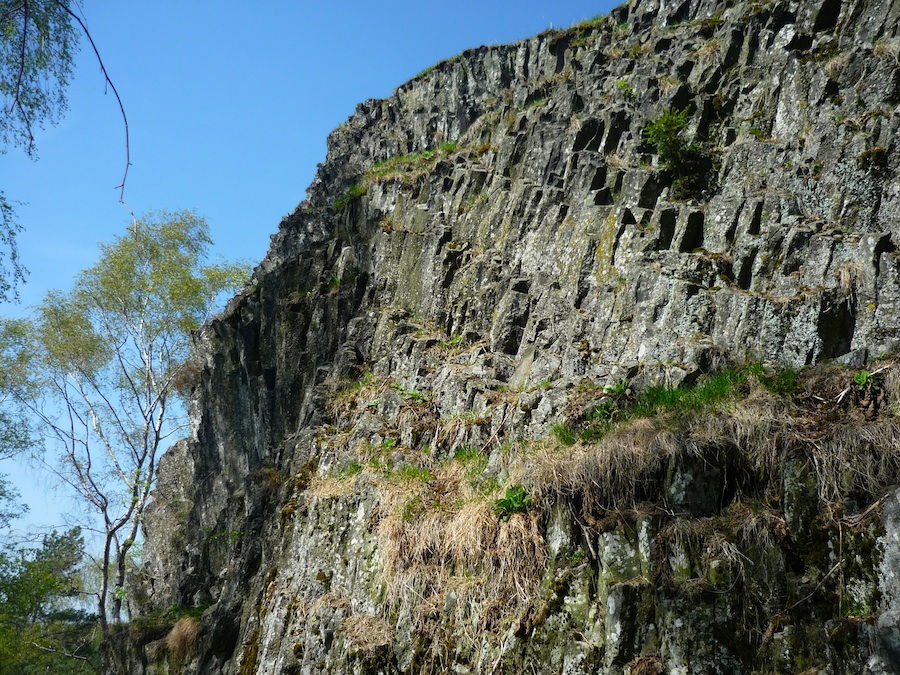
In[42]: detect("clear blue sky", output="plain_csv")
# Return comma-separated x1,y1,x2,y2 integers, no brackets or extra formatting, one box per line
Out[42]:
3,0,617,532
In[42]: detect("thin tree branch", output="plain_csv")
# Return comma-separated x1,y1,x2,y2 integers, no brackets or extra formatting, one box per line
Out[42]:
25,640,96,669
54,1,130,201
8,1,36,154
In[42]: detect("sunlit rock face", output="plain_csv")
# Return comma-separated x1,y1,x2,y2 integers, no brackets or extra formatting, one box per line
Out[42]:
113,0,900,673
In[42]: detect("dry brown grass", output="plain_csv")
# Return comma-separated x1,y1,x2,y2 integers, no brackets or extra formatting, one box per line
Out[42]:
166,617,199,666
518,417,680,517
837,260,862,303
804,418,900,506
874,38,900,62
688,384,787,478
340,614,393,652
629,654,663,675
824,55,847,79
695,38,722,61
307,475,358,499
377,482,545,637
658,76,681,96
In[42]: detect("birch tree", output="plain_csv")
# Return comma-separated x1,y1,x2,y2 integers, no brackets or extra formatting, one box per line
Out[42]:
0,210,248,631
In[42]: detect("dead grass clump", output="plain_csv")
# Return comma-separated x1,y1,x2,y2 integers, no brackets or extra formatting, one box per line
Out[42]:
629,654,663,675
880,364,900,406
837,260,862,303
695,38,722,61
340,614,393,652
377,474,545,644
805,419,900,506
555,418,679,514
166,617,199,666
873,38,900,62
307,476,358,499
658,507,782,607
444,500,498,566
496,512,545,600
606,152,628,170
799,366,851,403
689,385,787,478
824,54,847,79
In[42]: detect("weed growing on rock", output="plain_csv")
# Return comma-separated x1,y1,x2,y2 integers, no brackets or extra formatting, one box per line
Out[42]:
616,79,637,102
494,485,533,521
391,382,428,403
369,144,457,182
853,369,878,391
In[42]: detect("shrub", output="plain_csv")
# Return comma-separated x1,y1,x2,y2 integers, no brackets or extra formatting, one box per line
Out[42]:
643,107,715,199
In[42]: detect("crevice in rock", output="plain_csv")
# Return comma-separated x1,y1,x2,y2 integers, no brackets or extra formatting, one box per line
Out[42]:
594,188,614,206
655,208,677,250
573,119,604,153
736,248,757,290
814,0,842,32
817,294,856,359
678,211,705,252
747,200,763,235
873,233,896,277
602,110,630,155
638,173,664,209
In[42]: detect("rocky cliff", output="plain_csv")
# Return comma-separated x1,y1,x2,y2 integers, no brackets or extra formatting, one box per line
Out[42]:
117,0,900,672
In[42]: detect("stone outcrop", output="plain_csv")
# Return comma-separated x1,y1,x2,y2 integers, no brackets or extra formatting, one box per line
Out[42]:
121,0,900,672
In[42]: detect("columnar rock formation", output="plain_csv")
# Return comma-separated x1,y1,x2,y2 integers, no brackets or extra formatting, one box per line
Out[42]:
118,0,900,673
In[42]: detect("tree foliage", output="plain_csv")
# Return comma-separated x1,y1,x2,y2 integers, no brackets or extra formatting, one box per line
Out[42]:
0,482,97,674
0,210,249,631
0,0,77,155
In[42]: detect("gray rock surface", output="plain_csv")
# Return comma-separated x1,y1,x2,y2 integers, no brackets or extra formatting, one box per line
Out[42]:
116,0,900,672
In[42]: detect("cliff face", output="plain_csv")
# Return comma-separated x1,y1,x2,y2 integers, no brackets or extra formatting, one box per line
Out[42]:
122,0,900,673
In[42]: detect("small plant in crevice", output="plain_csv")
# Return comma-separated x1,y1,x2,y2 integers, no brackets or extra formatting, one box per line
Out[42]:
566,548,586,565
494,485,533,521
853,369,880,392
616,79,637,102
552,423,578,446
391,382,429,403
440,333,464,350
326,274,341,293
857,146,888,175
604,378,631,396
334,183,367,215
536,377,554,390
642,106,716,200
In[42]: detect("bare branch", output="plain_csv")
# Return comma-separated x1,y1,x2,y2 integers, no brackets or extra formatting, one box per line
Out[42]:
25,640,98,672
53,1,131,201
